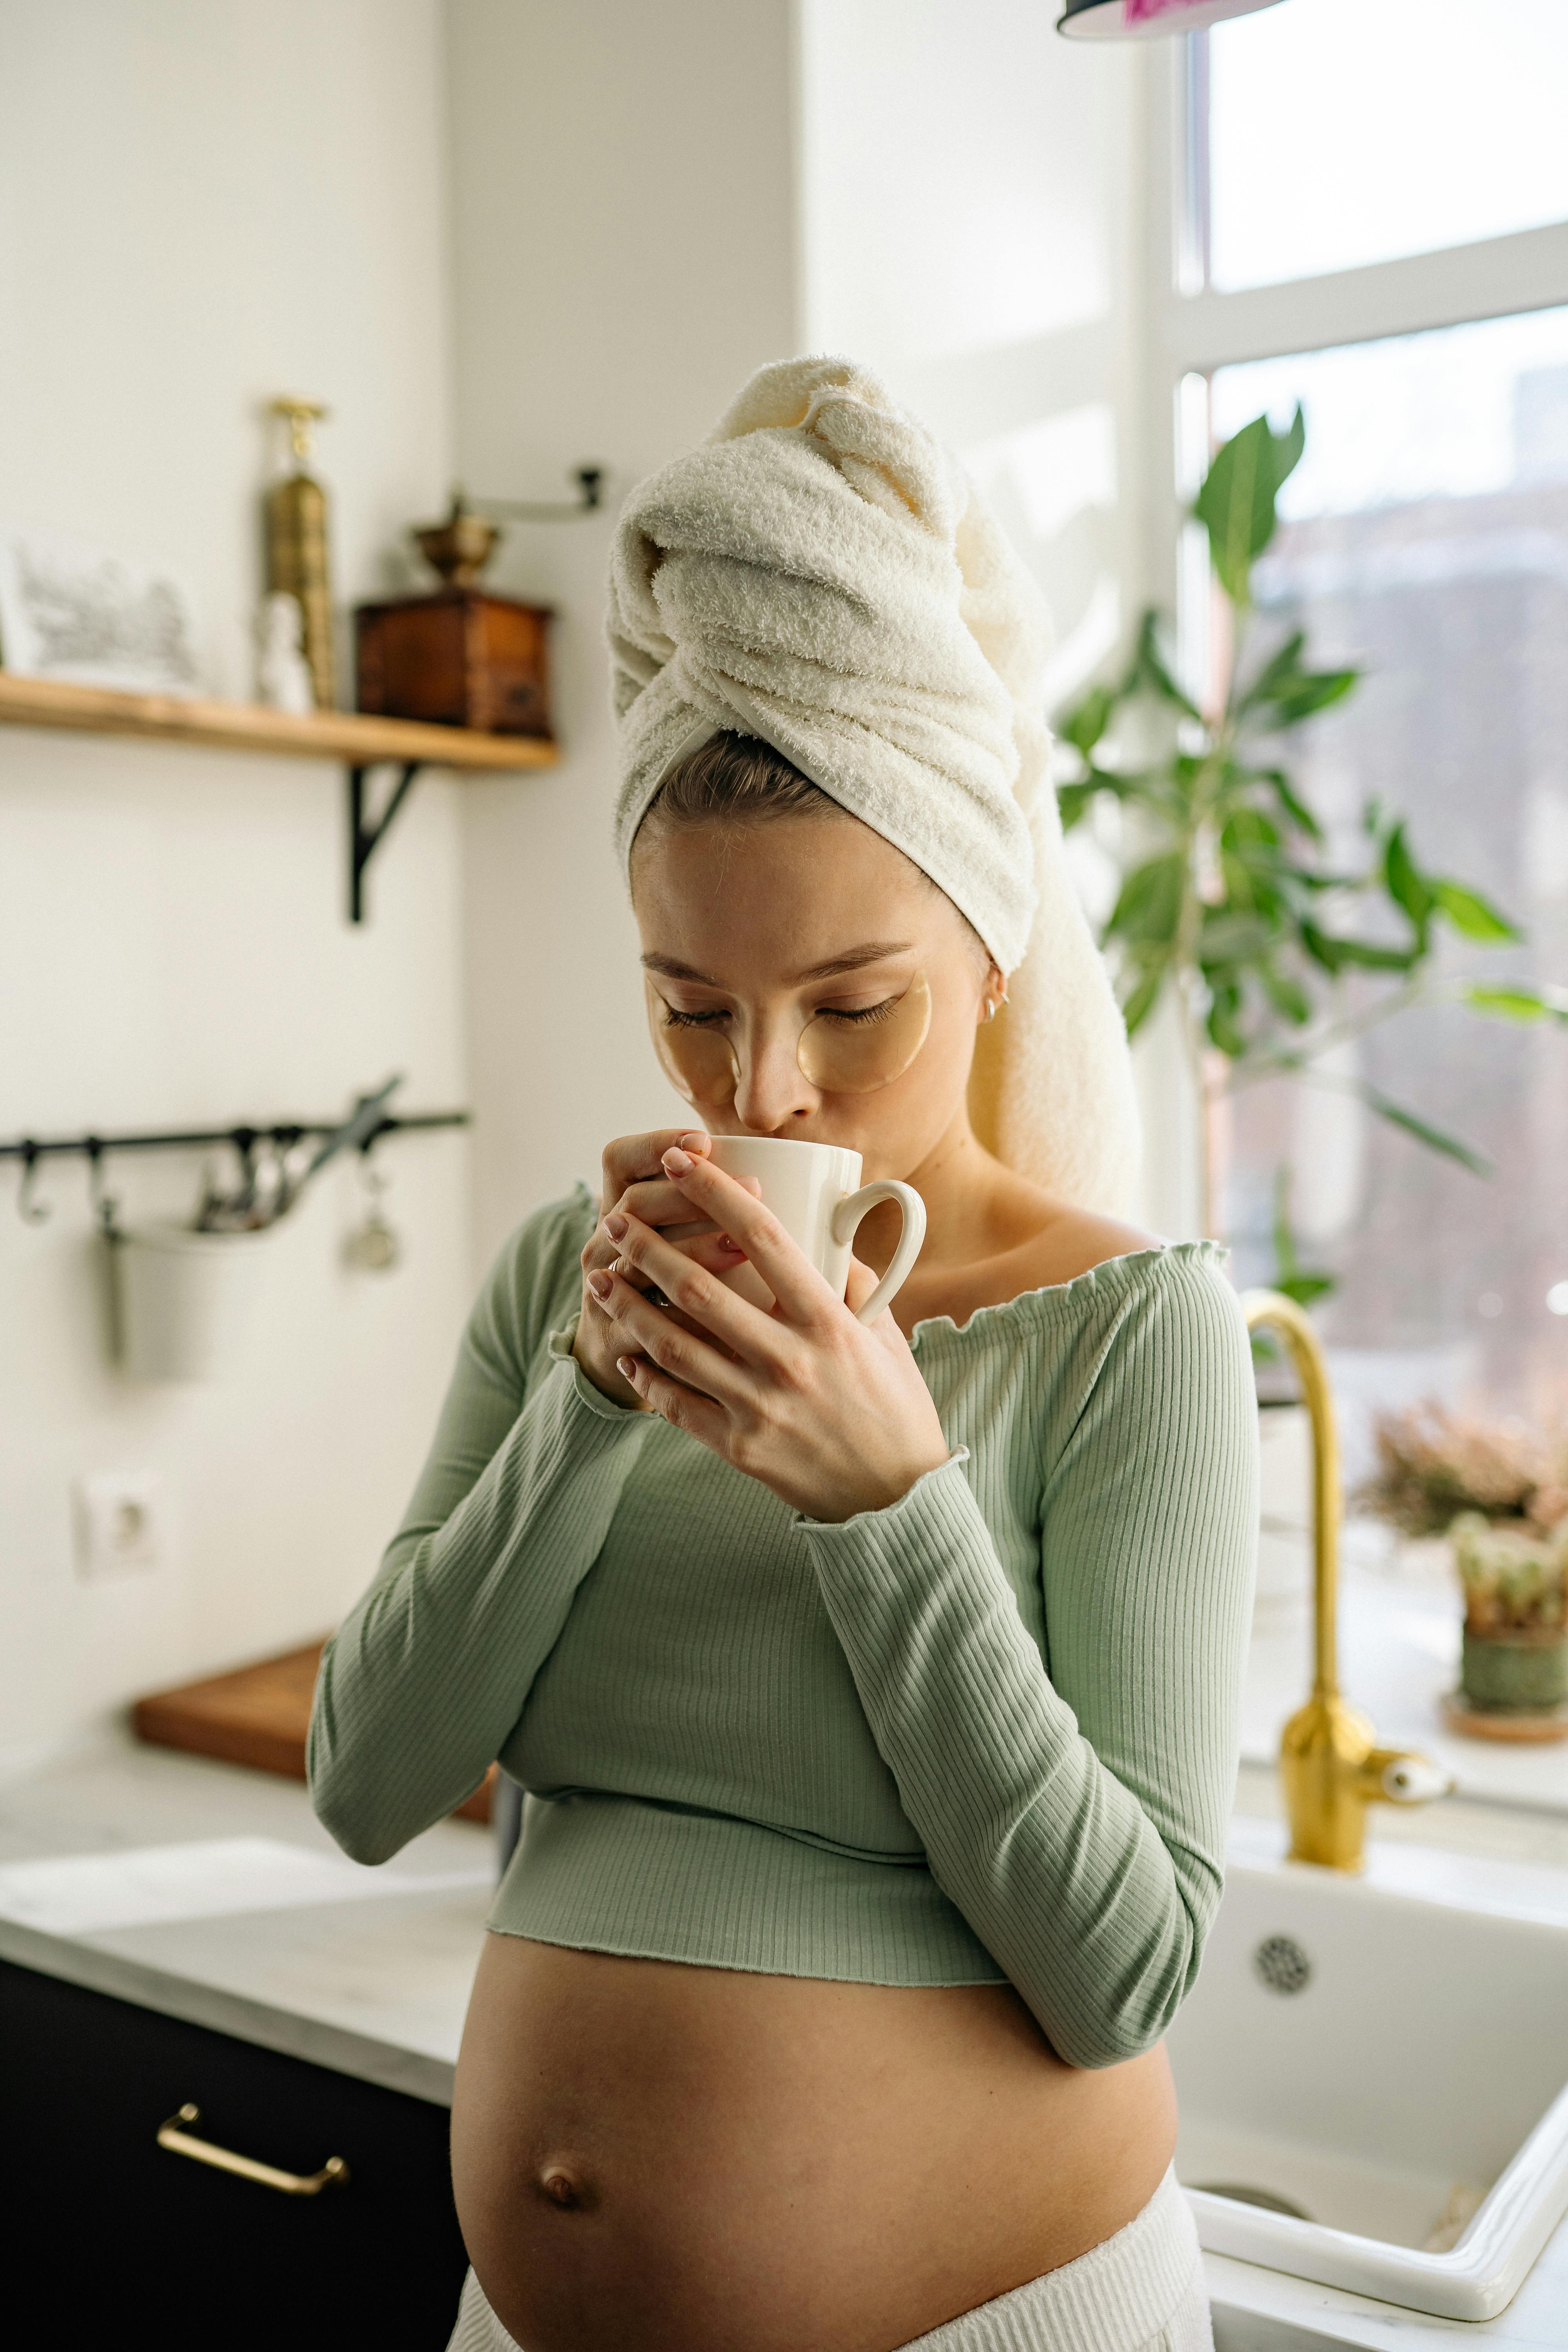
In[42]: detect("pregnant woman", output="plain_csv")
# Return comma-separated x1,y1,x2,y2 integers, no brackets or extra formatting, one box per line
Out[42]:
310,358,1258,2352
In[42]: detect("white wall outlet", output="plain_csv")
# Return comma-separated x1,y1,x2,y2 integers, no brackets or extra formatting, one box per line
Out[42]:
73,1472,162,1580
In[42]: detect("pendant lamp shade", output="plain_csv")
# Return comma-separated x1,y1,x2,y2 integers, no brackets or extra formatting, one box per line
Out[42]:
1058,0,1286,36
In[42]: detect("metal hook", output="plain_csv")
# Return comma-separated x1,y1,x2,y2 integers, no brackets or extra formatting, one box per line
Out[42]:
344,1138,400,1272
85,1137,122,1241
17,1141,51,1224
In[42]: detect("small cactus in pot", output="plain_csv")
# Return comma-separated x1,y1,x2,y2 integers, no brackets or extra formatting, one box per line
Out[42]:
1360,1402,1568,1735
1450,1513,1568,1716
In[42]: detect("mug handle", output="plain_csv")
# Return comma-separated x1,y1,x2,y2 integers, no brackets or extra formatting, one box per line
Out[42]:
831,1181,927,1324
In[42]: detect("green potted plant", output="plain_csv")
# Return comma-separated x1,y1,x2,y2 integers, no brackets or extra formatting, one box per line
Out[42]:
1359,1401,1568,1737
1054,407,1568,1258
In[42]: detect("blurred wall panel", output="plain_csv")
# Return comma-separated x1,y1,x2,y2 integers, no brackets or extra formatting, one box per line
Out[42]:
445,0,804,1265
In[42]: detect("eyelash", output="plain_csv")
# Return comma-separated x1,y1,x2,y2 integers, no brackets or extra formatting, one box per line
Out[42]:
822,999,898,1028
662,998,899,1031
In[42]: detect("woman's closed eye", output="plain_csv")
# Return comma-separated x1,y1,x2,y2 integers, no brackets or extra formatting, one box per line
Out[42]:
814,996,900,1027
657,993,907,1030
661,1005,731,1029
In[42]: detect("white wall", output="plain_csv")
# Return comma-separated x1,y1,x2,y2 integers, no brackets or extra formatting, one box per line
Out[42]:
0,0,469,1773
799,0,1195,1235
444,0,804,1267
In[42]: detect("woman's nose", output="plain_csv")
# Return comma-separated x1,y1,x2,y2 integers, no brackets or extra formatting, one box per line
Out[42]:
731,1018,818,1131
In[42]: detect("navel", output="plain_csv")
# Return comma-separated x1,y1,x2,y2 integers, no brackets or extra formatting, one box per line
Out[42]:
535,2158,597,2212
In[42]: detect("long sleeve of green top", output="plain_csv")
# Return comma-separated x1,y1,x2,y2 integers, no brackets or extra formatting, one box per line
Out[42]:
309,1198,651,1862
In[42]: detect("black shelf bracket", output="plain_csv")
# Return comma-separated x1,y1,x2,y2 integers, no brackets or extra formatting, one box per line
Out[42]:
465,465,604,523
348,760,423,925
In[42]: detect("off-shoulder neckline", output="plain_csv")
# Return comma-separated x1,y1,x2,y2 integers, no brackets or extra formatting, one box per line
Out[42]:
561,1183,1226,1351
909,1239,1227,1348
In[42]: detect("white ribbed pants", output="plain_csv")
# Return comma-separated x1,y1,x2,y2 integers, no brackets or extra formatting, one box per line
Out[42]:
445,2165,1212,2352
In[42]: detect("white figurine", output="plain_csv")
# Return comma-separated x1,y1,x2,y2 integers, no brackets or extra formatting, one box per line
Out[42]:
256,591,315,713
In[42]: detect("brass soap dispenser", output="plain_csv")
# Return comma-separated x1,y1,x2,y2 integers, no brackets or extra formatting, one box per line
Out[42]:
265,396,334,711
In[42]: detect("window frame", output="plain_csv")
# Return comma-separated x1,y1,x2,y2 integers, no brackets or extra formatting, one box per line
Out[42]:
1142,31,1568,619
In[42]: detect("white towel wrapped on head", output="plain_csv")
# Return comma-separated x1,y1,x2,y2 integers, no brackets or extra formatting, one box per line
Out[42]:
608,355,1140,1214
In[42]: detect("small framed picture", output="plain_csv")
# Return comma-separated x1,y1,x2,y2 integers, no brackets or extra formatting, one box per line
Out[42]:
0,525,203,695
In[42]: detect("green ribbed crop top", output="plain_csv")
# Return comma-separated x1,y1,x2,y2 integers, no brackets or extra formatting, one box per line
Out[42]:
309,1186,1259,2069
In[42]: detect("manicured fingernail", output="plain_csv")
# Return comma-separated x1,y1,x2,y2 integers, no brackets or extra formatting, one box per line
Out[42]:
604,1212,628,1239
586,1270,612,1299
679,1132,708,1153
662,1147,692,1175
616,1356,639,1381
717,1234,741,1254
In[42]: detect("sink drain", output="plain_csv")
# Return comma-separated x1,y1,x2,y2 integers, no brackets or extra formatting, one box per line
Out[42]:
1191,2181,1314,2222
1253,1933,1311,1994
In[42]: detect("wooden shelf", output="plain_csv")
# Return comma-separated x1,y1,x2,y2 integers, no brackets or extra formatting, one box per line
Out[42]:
0,670,556,773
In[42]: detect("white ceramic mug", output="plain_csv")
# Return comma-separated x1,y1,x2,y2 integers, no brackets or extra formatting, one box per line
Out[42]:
706,1136,925,1324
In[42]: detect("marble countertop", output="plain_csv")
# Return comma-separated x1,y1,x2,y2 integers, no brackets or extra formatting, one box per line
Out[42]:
0,1735,492,2104
5,1734,1568,2345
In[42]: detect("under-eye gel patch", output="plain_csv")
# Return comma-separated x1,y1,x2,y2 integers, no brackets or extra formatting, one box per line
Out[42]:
645,971,932,1105
645,977,741,1111
796,971,931,1094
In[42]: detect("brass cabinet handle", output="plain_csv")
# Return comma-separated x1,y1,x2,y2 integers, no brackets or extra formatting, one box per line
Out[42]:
156,2104,349,2196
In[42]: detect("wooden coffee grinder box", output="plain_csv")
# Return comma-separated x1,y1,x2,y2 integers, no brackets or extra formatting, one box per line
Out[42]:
354,499,553,738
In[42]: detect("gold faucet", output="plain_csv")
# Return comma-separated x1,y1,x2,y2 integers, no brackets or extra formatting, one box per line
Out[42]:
1241,1290,1451,1871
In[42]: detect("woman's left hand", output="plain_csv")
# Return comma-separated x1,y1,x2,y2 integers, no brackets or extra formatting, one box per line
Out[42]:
584,1145,951,1523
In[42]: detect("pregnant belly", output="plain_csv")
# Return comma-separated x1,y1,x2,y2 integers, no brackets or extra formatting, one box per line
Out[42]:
450,1934,1178,2352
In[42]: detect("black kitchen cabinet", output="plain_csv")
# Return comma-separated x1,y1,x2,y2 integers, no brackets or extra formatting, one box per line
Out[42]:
0,1959,470,2346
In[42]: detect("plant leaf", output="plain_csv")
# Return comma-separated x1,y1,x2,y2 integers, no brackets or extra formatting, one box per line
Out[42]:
1251,766,1323,842
1269,1166,1338,1307
1106,852,1186,946
1222,804,1281,851
1299,921,1419,975
1465,982,1568,1022
1239,631,1358,725
1382,820,1434,933
1194,406,1305,604
1279,1271,1337,1307
1259,965,1313,1024
1238,630,1308,710
1207,989,1248,1058
1059,681,1116,758
1120,964,1165,1037
1057,763,1155,832
1057,780,1098,833
1130,610,1201,719
1360,1087,1492,1176
1431,879,1522,944
1267,668,1359,724
1199,910,1279,963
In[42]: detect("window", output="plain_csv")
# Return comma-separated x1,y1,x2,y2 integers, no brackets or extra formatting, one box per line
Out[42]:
1211,311,1568,1415
1204,0,1568,292
1166,11,1568,1425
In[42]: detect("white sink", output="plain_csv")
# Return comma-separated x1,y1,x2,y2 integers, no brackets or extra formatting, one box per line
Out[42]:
1169,1821,1568,2320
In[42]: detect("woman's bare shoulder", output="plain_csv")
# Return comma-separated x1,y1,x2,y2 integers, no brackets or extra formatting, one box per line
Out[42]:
900,1169,1163,1332
1002,1186,1162,1293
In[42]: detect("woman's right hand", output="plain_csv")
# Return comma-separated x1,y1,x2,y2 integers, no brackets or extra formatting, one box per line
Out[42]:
573,1128,752,1408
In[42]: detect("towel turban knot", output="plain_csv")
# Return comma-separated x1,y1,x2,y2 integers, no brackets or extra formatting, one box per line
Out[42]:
607,355,1140,1213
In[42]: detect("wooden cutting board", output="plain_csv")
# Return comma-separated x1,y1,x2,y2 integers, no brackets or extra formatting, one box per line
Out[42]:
132,1639,495,1823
